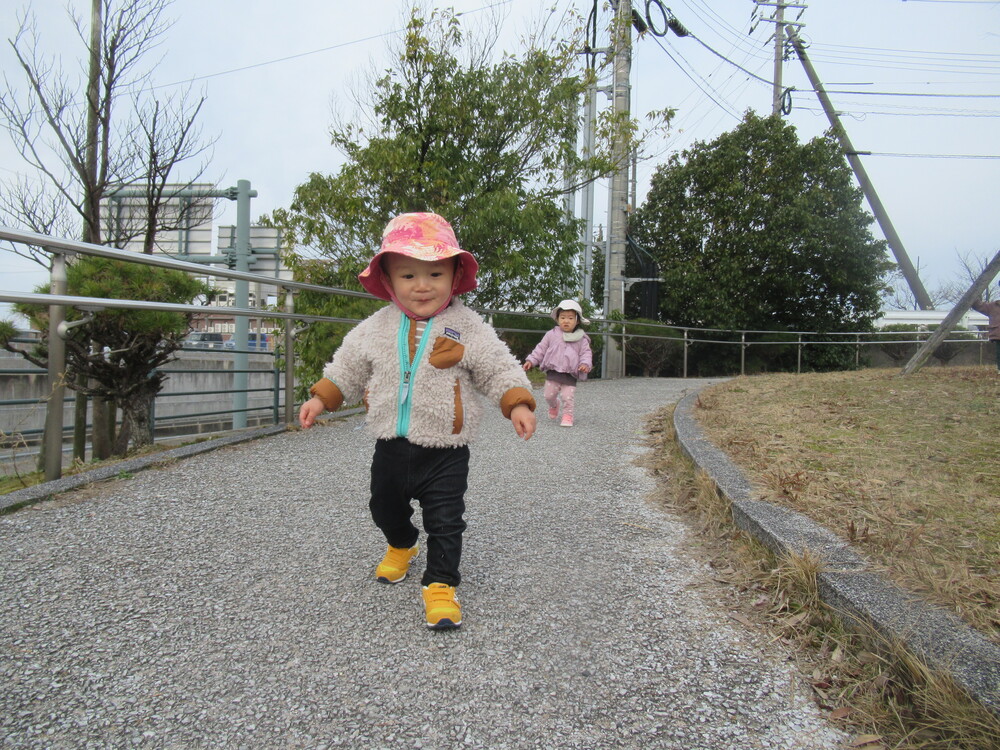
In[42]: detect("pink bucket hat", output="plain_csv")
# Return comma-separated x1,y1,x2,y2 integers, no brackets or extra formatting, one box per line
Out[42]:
358,212,479,300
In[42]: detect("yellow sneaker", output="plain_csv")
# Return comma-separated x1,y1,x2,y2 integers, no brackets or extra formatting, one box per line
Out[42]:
422,583,462,630
375,544,419,584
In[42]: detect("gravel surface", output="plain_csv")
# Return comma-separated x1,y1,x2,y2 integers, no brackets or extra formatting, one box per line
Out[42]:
1,377,849,749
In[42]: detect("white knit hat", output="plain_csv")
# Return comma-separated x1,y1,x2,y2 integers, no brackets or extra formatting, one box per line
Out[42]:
550,299,590,326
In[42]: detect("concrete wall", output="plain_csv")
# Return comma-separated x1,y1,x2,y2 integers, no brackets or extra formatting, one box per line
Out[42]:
0,349,284,448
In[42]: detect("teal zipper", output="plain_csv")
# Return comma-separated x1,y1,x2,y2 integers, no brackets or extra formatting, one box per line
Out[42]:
395,313,433,437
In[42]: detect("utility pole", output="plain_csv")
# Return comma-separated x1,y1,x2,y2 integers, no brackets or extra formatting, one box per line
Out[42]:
82,0,108,461
754,1,807,117
580,84,597,302
787,27,934,311
901,250,1000,375
771,1,785,115
604,0,632,379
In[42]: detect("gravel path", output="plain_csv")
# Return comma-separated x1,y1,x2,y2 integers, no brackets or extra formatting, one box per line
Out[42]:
1,378,849,749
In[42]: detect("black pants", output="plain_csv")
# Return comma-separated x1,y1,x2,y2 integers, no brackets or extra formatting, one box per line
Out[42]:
369,438,470,587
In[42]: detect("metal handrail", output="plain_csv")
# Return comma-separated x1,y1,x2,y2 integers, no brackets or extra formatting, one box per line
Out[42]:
2,224,993,480
0,225,369,299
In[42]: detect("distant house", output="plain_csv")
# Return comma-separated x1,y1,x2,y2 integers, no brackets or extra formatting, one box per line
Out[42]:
876,309,990,337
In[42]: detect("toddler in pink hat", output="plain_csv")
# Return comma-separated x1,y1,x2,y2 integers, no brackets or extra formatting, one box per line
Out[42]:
299,212,537,630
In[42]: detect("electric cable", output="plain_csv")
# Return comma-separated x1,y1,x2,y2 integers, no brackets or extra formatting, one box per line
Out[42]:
863,152,1000,159
824,90,1000,98
647,33,743,121
149,0,515,91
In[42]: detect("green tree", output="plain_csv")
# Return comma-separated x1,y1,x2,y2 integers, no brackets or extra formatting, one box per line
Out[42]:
631,112,891,371
271,8,631,317
4,259,209,453
623,320,684,377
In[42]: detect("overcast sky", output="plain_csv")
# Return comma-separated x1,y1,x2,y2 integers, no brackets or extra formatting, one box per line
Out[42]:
2,0,999,321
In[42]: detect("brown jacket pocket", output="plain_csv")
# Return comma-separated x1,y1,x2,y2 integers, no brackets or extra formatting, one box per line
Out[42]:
430,336,464,369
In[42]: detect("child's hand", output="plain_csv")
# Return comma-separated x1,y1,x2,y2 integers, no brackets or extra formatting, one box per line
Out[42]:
579,364,591,373
510,404,536,440
298,397,326,429
522,361,533,371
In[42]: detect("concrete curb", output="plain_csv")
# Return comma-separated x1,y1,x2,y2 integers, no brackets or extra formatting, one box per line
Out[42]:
0,424,288,514
673,389,1000,720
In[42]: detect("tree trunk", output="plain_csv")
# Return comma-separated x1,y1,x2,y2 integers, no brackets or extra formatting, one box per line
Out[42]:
114,390,155,455
73,376,87,462
92,396,112,460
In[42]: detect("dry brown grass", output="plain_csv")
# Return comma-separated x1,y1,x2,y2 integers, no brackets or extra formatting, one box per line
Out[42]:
693,366,1000,644
640,394,1000,749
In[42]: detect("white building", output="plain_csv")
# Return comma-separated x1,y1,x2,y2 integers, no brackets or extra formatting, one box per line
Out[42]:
101,185,292,345
876,308,989,334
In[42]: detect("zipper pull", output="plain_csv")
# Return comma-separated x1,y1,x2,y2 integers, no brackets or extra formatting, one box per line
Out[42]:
400,370,411,404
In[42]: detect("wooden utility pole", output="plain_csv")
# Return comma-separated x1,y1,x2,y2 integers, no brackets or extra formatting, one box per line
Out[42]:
787,27,934,311
901,251,1000,375
84,0,113,461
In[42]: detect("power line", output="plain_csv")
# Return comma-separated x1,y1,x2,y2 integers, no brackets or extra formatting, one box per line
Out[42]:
815,42,1000,60
824,90,1000,98
647,34,744,121
677,0,771,62
862,152,1000,159
798,105,1000,117
150,29,404,90
687,31,773,85
149,0,514,91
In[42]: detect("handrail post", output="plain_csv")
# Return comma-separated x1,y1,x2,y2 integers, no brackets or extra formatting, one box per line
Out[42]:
43,251,68,480
621,321,627,377
283,290,296,425
797,334,803,374
683,329,689,378
231,179,252,430
740,332,746,376
272,359,280,424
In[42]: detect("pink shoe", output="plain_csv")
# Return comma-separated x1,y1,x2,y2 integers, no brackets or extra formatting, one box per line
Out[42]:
560,415,573,428
548,407,559,420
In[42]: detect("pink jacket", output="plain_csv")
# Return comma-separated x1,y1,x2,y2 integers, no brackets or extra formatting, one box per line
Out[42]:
526,327,593,381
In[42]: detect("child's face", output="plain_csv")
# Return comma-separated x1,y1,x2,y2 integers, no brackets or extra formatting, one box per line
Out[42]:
557,310,579,332
383,254,458,318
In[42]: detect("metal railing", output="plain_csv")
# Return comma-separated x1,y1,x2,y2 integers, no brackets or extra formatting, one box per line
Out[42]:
0,341,281,469
1,224,992,480
0,224,371,480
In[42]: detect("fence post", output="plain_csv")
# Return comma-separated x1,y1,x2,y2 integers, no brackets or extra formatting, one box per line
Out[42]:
683,329,689,378
855,334,860,368
283,291,296,425
621,321,627,377
740,332,746,376
797,334,803,374
43,251,68,481
272,361,280,424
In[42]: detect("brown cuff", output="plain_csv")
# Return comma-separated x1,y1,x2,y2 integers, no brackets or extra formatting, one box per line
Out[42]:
500,387,536,419
309,378,344,412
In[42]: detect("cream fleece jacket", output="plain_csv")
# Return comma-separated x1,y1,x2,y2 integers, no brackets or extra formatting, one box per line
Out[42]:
310,301,536,449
